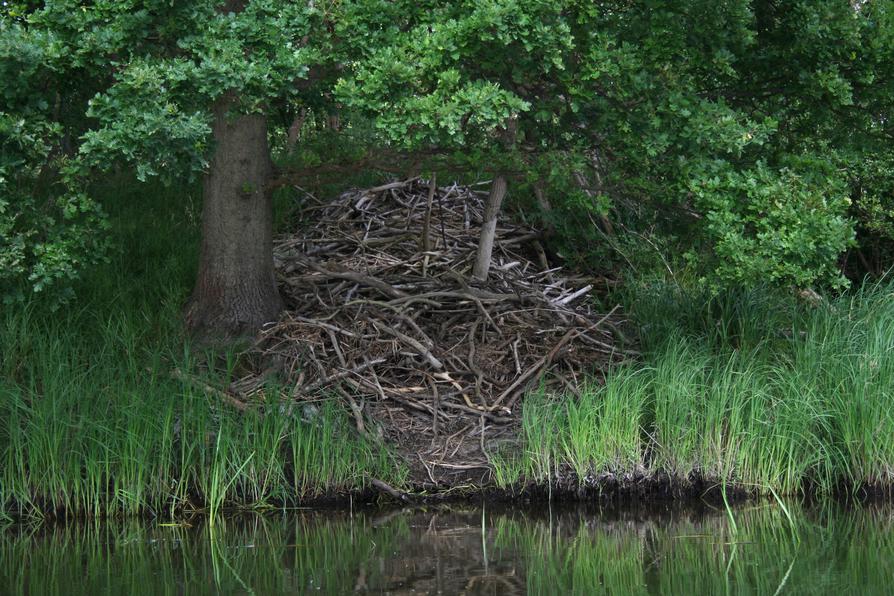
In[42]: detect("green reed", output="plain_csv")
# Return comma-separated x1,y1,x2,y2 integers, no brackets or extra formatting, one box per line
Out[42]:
0,180,400,520
5,175,894,516
496,280,894,496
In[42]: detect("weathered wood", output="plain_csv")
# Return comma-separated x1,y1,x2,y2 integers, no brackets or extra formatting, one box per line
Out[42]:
247,178,628,445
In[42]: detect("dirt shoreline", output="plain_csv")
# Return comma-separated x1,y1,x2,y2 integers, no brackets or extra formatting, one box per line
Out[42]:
10,473,892,522
310,477,894,511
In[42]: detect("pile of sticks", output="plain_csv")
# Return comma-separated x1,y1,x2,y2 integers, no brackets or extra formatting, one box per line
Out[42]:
258,178,630,442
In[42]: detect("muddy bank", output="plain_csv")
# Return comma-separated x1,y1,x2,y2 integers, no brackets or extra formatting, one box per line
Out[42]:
355,475,894,510
8,461,894,521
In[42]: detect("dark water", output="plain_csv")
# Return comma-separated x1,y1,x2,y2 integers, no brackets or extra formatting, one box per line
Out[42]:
2,502,893,594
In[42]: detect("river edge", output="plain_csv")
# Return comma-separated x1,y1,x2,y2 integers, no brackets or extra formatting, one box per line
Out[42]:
7,471,893,522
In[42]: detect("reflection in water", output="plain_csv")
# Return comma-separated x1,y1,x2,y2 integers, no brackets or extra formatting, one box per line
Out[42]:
2,502,893,594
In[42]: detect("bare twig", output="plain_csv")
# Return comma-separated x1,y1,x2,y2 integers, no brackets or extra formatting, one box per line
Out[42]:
172,368,249,412
247,179,630,474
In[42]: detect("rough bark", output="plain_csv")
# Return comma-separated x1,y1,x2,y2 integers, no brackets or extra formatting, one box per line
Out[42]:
185,97,283,343
471,174,509,282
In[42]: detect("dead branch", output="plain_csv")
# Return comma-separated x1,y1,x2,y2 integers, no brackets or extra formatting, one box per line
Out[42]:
244,178,631,476
171,368,250,412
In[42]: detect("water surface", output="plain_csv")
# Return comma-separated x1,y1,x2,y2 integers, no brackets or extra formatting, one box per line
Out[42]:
3,502,892,594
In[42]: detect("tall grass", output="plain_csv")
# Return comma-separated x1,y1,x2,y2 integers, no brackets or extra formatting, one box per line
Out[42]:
496,281,894,496
6,173,894,516
0,179,401,520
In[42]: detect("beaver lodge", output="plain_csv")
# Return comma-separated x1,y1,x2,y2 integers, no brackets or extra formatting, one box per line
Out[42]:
237,178,633,488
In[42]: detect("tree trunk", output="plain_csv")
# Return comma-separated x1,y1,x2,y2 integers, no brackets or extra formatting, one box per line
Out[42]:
185,98,283,343
286,107,307,151
471,117,516,283
471,174,509,282
533,181,555,238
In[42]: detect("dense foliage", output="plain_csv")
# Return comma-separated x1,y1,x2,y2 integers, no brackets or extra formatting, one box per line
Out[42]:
0,9,108,305
339,0,892,288
2,1,893,308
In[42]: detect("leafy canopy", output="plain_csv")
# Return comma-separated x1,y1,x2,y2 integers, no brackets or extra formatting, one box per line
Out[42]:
1,0,321,304
3,0,893,305
338,0,890,288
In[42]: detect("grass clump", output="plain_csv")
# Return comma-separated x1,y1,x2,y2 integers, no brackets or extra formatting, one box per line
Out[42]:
0,179,402,520
496,281,894,496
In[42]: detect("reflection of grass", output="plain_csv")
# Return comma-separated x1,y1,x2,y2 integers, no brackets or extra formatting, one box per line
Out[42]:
498,505,894,596
0,513,406,595
3,505,893,595
0,180,402,520
495,283,894,496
